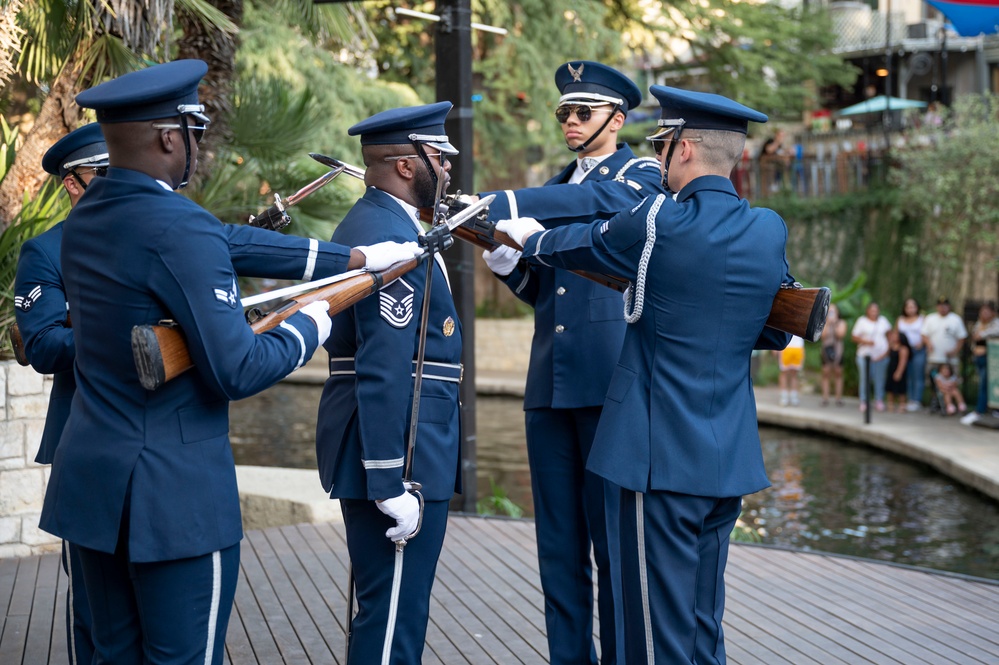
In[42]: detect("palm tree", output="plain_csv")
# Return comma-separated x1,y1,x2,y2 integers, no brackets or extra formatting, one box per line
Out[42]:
0,0,238,228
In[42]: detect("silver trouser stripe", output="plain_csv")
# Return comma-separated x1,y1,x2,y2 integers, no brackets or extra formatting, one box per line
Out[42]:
636,492,654,664
363,457,404,470
203,550,222,665
381,546,405,665
280,321,307,369
329,357,462,383
66,542,77,665
303,238,318,281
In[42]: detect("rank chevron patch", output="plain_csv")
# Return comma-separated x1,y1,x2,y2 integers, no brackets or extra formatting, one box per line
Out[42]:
14,285,42,312
214,278,238,308
379,278,415,328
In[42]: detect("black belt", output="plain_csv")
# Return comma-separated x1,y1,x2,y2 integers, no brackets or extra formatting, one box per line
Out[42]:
328,357,463,383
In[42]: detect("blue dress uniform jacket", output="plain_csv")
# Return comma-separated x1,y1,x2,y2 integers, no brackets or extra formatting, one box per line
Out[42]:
14,220,352,466
522,175,792,497
14,223,75,465
316,187,461,502
39,167,335,563
315,186,460,665
481,145,662,409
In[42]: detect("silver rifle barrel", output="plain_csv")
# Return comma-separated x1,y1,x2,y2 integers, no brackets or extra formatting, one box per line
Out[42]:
309,153,365,181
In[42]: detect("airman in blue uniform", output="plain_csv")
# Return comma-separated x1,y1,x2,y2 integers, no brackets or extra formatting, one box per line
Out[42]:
14,122,109,665
37,60,419,665
315,102,462,665
477,62,664,665
499,86,794,664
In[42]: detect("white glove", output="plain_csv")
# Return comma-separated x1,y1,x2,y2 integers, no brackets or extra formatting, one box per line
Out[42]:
376,491,420,542
299,300,332,346
482,245,522,276
356,241,423,271
495,217,544,248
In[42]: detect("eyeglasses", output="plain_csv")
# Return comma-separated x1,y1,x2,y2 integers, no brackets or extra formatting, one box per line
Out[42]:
554,104,611,124
383,152,450,166
651,136,702,156
151,120,208,144
76,166,108,178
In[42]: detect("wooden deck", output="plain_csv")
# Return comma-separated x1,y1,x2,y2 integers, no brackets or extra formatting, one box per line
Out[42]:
3,514,998,664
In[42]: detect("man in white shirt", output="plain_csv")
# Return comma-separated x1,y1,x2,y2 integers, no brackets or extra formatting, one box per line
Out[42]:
922,296,968,369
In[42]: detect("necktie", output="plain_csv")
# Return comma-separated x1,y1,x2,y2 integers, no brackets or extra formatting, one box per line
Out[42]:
580,157,598,173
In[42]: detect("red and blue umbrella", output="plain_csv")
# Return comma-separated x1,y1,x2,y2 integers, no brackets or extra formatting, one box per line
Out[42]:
926,0,999,37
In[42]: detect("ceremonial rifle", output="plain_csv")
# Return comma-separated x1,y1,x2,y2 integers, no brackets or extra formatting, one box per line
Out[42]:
317,155,831,342
130,197,493,391
246,157,355,231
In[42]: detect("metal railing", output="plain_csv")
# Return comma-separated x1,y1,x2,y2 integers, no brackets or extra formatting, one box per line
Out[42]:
733,152,889,200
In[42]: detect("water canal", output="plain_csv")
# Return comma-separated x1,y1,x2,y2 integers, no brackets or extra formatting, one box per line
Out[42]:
229,385,999,580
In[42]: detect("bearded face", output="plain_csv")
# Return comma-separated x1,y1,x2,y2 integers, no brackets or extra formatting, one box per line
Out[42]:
411,158,440,209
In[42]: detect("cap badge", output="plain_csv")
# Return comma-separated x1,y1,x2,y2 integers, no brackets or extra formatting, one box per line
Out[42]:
443,316,455,337
568,62,584,82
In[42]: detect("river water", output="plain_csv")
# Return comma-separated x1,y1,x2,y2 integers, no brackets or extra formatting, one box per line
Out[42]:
229,385,999,580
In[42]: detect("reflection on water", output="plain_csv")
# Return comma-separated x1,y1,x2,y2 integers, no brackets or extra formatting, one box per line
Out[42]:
230,383,999,579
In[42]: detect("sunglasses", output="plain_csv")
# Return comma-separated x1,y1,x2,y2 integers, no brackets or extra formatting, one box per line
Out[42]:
554,104,610,124
79,166,108,178
383,152,450,166
650,135,701,156
151,120,208,144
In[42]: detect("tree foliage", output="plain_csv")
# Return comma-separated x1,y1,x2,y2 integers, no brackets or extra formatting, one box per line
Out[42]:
357,0,855,187
890,93,999,284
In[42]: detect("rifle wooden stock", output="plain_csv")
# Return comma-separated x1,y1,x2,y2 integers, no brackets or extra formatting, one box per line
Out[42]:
454,223,830,342
131,257,422,391
8,323,29,366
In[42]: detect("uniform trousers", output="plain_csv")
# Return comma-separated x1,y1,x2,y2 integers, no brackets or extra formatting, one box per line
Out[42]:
342,497,449,665
62,539,94,665
526,406,621,664
76,514,239,665
618,489,742,665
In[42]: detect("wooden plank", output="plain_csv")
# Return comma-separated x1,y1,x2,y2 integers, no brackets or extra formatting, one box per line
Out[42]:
812,555,999,663
231,542,284,664
6,519,999,665
240,530,309,664
738,547,975,664
788,550,997,662
0,556,39,664
22,553,59,664
257,527,337,663
0,556,19,616
734,547,941,664
224,601,257,665
727,549,927,664
48,560,68,665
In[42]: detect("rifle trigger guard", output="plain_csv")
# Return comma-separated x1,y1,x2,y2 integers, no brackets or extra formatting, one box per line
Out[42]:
245,307,265,324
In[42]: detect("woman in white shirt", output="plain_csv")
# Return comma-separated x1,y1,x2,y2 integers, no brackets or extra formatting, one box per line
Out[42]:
852,301,892,412
896,297,926,411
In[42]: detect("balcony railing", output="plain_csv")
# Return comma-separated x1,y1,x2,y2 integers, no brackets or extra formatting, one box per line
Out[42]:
734,153,889,201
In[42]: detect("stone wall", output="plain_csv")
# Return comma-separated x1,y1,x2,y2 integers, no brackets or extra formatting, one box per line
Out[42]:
0,360,59,557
